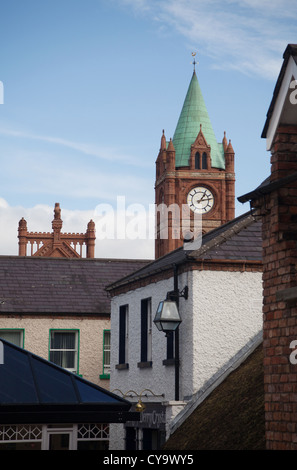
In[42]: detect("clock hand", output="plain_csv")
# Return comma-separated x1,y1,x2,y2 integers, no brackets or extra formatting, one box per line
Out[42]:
198,194,213,202
196,191,207,203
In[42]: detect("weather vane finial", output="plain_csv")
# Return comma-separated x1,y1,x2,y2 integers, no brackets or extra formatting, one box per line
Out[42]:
192,52,198,72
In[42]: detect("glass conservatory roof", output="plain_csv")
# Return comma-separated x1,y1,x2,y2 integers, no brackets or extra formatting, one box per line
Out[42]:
0,339,135,424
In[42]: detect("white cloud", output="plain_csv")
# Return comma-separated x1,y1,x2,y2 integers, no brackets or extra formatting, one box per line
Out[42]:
117,0,296,80
0,199,154,259
0,198,9,209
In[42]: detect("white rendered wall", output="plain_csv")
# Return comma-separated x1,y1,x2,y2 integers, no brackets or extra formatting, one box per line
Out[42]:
189,270,263,395
109,275,182,450
110,276,179,403
109,268,263,449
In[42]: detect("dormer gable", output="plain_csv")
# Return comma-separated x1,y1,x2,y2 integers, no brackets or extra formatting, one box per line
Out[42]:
190,124,211,170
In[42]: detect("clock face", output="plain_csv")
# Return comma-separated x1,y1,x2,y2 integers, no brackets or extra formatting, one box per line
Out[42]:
187,186,214,214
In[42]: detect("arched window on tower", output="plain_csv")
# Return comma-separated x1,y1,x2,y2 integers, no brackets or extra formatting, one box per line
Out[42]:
202,152,207,169
195,152,200,169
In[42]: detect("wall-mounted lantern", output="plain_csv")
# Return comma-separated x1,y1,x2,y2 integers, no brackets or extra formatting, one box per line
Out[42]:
153,300,182,336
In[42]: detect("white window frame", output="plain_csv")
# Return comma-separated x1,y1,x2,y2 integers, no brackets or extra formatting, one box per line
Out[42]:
100,329,111,378
43,425,75,450
0,329,24,348
49,329,79,374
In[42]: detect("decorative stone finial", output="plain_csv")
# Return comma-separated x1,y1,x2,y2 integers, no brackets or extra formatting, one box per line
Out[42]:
161,129,166,150
18,217,27,231
54,203,61,220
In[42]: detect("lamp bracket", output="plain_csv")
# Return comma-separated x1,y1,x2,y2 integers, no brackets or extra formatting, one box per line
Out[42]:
167,286,188,301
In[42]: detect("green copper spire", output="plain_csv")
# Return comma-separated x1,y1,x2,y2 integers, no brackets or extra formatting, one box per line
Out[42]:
172,71,225,169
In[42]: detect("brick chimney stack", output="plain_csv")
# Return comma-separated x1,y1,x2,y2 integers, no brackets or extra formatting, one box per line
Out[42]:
238,44,297,450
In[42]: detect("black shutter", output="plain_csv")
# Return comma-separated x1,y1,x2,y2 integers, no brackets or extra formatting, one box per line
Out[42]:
140,299,148,362
119,306,126,364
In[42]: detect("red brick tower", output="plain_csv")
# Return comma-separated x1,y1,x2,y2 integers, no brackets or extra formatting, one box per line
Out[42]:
155,65,235,259
18,203,96,258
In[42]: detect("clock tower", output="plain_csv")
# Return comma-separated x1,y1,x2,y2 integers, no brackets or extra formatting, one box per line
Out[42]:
155,64,235,259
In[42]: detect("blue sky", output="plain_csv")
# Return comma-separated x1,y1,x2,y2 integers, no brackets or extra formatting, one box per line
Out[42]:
0,0,295,258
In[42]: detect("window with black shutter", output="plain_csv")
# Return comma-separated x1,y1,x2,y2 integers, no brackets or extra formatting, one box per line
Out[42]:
138,298,152,368
116,305,129,369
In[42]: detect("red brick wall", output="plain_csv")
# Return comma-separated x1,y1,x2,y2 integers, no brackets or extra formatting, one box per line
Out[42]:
260,125,297,449
154,131,235,259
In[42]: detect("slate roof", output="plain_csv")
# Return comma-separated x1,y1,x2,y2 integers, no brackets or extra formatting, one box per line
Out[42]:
190,212,262,261
0,256,150,315
107,210,262,292
163,343,265,450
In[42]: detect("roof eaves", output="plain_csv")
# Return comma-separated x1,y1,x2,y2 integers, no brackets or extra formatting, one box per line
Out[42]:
238,172,297,204
106,249,189,292
262,44,297,139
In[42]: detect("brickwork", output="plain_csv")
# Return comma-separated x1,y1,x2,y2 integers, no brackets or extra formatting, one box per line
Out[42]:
18,203,96,258
155,129,235,258
254,125,297,449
